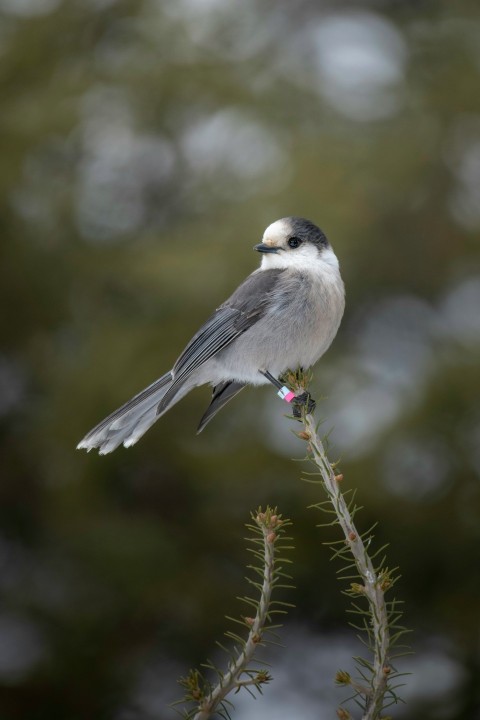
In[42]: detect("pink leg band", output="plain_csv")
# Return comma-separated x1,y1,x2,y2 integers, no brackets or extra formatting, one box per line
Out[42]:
277,387,296,403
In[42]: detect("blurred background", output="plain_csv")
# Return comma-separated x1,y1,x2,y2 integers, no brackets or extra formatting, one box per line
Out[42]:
1,0,480,718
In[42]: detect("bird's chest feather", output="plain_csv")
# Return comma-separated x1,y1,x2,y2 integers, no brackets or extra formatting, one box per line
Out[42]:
264,269,345,367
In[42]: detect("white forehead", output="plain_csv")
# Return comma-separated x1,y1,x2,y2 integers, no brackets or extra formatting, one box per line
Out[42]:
262,218,291,245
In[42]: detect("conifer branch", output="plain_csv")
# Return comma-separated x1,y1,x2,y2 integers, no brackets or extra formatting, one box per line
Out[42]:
283,369,408,720
304,417,390,719
175,507,293,720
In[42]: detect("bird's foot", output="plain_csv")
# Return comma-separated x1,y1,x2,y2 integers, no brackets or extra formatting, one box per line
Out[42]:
292,391,316,418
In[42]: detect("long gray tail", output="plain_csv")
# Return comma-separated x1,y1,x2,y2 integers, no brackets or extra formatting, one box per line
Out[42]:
77,371,175,455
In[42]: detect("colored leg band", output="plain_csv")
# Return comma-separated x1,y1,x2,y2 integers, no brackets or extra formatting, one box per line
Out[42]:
278,386,296,403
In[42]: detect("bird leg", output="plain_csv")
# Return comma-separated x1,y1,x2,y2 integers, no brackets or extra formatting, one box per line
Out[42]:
259,370,316,417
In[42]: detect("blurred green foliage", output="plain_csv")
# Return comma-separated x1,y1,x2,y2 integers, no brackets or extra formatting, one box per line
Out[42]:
1,0,480,718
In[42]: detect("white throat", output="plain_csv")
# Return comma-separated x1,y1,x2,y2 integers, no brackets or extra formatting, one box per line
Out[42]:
259,246,340,275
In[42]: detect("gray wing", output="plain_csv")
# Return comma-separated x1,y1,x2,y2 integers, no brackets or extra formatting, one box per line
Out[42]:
157,268,284,412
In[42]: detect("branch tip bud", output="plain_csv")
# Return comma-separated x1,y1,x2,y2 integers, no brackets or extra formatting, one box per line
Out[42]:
255,669,271,684
378,569,393,591
335,670,351,685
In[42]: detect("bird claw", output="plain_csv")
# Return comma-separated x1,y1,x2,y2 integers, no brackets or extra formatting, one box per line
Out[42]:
292,391,316,417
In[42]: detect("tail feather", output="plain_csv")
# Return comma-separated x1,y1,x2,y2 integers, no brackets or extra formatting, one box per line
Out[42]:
77,372,173,455
197,381,245,434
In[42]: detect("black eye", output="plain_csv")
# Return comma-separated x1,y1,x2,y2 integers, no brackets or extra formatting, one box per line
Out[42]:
287,236,301,249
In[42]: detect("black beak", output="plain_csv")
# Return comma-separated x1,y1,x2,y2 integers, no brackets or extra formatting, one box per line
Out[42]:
254,243,279,254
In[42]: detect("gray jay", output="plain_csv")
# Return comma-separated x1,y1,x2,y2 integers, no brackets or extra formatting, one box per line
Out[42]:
77,217,345,454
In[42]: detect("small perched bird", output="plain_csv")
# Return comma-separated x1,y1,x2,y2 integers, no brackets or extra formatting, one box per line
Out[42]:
77,217,345,454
